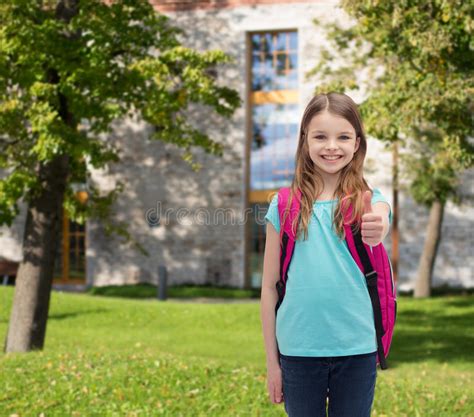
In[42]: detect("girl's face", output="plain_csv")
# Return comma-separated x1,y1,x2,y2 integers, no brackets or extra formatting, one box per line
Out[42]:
306,110,360,180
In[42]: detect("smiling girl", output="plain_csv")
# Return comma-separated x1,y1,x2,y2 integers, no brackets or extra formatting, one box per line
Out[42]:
260,92,392,417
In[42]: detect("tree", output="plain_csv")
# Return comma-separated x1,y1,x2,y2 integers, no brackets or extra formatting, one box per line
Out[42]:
306,0,474,297
1,0,241,353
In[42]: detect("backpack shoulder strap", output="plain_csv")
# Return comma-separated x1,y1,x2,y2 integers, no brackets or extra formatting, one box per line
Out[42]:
343,200,388,370
275,187,301,315
277,186,301,241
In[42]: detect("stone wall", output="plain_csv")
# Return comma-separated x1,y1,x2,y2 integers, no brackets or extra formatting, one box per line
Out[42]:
87,0,474,290
0,0,472,291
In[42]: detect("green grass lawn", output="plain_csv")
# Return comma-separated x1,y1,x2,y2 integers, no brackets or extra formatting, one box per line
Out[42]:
0,287,473,416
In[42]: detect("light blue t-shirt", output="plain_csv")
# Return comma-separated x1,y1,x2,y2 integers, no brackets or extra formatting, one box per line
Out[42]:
265,188,392,357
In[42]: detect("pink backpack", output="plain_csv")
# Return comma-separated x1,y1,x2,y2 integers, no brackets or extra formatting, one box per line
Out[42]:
275,187,397,370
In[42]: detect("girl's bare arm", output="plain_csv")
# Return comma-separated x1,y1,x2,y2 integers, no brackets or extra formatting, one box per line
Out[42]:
260,222,281,367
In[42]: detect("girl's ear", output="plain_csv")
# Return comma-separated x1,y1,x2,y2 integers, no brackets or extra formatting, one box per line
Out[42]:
355,136,360,152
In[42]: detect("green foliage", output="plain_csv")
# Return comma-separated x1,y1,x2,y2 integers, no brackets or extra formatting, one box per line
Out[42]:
0,0,241,239
307,0,473,206
0,169,36,225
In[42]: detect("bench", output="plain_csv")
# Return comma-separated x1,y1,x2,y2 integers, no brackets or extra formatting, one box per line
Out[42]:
0,260,19,285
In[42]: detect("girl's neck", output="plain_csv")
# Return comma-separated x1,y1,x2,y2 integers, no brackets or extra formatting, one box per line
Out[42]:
315,168,340,199
317,184,339,201
316,192,337,202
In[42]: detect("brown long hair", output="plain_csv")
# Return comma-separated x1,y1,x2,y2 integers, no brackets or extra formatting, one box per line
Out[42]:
280,92,373,241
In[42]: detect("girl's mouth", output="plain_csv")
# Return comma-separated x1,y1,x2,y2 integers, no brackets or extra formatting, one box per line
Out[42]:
321,155,343,162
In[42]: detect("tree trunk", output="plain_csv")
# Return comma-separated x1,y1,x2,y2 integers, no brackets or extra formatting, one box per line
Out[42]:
3,0,79,353
414,199,445,298
4,155,69,352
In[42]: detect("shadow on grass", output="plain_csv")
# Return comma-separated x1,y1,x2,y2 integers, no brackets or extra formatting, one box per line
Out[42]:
87,283,261,300
48,308,109,321
389,299,474,368
443,297,474,309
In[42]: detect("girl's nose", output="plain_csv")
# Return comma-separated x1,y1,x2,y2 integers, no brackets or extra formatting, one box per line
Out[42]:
325,140,339,151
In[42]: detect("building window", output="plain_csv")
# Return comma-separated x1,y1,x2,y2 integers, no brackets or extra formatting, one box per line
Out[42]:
250,31,299,192
54,200,87,283
247,30,299,288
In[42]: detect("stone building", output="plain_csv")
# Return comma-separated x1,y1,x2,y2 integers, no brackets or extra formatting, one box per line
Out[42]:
0,0,472,292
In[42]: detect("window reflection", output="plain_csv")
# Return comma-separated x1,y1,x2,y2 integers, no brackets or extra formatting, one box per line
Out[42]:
249,202,268,288
248,30,298,288
251,32,298,91
250,103,298,190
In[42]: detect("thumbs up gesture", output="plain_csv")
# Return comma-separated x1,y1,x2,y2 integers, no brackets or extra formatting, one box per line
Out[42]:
361,190,384,246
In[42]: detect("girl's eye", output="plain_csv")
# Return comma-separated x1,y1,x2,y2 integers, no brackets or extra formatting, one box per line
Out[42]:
313,135,351,140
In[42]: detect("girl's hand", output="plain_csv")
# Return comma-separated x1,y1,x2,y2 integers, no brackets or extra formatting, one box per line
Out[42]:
361,190,384,246
266,362,284,404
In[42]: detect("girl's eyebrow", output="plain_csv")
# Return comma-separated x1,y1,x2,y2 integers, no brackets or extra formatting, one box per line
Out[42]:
309,130,353,134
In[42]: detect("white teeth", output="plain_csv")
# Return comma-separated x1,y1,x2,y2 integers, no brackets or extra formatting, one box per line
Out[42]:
322,155,342,160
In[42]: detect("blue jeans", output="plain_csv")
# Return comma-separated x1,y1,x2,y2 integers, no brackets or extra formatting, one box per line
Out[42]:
279,351,377,417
